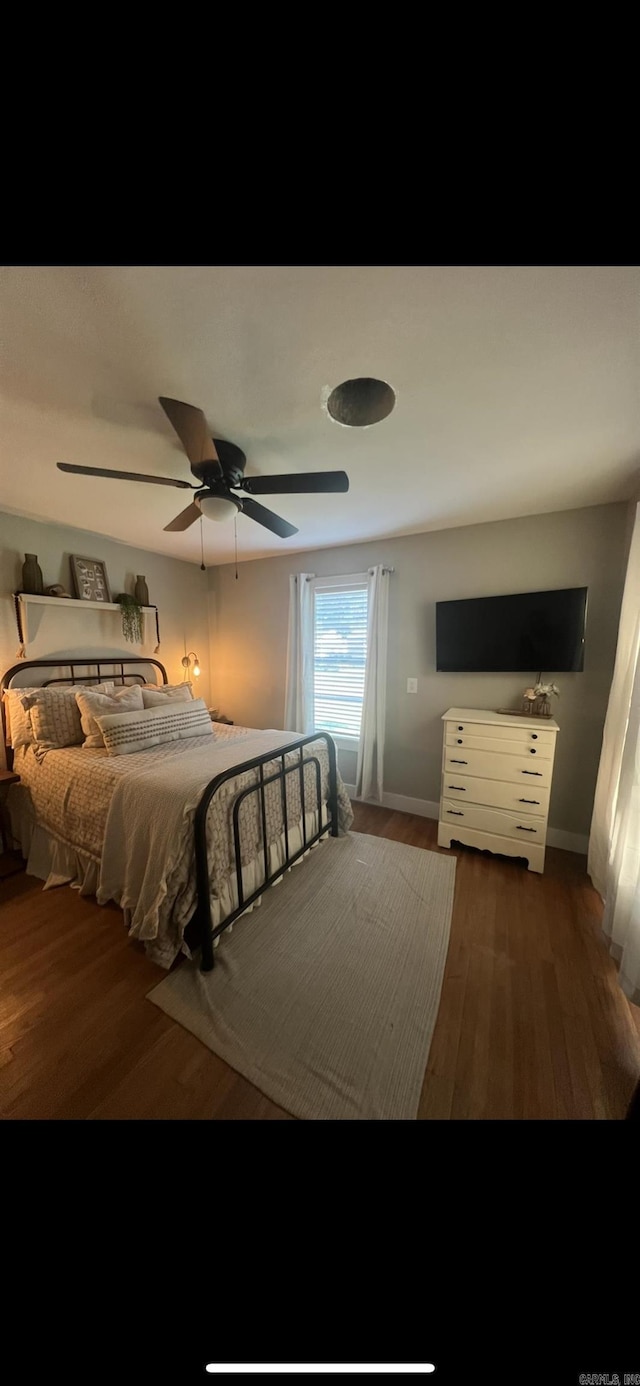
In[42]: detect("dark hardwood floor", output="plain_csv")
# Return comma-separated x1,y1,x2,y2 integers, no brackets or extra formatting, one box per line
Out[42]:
1,805,638,1119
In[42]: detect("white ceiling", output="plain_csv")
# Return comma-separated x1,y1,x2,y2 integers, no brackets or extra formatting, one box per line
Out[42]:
1,265,639,566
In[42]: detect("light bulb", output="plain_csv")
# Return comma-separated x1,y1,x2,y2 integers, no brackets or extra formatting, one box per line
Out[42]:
193,663,200,677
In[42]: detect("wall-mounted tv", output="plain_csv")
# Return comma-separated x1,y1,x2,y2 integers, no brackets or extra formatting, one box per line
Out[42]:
435,587,588,673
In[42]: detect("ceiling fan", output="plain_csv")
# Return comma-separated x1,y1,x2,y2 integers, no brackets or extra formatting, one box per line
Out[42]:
57,397,349,539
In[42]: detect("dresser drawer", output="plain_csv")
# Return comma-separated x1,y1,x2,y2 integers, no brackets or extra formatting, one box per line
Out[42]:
446,730,553,760
444,746,552,787
441,798,547,844
444,719,556,748
441,772,550,817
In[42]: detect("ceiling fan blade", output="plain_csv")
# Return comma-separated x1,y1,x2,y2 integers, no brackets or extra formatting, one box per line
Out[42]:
240,471,349,495
158,397,223,477
241,496,298,538
57,462,193,489
163,502,202,532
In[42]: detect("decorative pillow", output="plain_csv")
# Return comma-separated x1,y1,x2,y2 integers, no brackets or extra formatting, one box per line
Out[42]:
20,688,86,751
4,682,116,750
3,687,42,749
75,684,144,749
141,684,193,708
97,697,213,756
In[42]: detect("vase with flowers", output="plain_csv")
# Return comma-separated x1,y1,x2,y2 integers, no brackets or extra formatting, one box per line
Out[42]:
522,681,559,717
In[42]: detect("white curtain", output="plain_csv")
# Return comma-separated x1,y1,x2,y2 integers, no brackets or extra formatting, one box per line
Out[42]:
355,564,389,803
588,502,640,1003
283,573,315,734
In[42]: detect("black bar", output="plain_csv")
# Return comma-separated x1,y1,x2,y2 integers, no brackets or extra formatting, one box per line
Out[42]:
194,733,338,973
299,746,307,847
232,795,245,913
314,757,322,836
280,755,289,862
1,654,167,693
327,733,339,837
259,763,269,885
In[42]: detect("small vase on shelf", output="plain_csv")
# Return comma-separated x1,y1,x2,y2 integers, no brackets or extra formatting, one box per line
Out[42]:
134,575,150,606
22,554,44,595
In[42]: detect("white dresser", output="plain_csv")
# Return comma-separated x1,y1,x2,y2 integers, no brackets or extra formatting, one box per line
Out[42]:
437,707,559,873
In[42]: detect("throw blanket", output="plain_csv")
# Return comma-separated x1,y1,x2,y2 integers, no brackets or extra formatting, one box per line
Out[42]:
96,727,353,967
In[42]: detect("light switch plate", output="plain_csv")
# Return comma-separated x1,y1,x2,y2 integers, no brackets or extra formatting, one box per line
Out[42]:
407,678,418,693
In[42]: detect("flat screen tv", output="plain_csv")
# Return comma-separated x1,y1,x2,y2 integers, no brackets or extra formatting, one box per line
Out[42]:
435,587,588,673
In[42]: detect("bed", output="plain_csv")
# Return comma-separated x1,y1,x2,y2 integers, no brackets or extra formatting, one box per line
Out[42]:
1,656,353,970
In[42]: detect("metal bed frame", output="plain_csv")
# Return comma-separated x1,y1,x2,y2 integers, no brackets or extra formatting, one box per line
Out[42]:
195,731,338,970
1,656,339,971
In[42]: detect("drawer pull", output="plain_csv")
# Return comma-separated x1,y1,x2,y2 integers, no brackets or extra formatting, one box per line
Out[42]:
447,809,464,816
531,733,538,740
450,758,468,764
457,738,463,744
529,748,537,755
518,798,540,804
516,825,537,833
458,725,464,730
522,770,542,776
447,785,466,791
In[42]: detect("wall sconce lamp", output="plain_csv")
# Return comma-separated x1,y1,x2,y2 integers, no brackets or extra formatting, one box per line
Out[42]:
182,651,201,681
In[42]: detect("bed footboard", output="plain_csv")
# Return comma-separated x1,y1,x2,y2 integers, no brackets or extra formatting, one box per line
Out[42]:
194,732,339,972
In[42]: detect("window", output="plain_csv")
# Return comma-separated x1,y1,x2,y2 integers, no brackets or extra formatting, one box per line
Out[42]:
312,575,369,740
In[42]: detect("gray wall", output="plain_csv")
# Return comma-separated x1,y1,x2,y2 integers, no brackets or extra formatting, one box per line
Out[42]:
208,502,630,837
0,510,212,712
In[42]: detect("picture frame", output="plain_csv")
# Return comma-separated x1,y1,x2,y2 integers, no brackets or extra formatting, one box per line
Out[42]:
69,555,112,603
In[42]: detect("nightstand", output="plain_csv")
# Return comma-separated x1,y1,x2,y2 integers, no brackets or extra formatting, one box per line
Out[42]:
0,770,24,878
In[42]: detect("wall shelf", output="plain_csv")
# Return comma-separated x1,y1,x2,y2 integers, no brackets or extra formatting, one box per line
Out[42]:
16,593,155,615
13,592,157,653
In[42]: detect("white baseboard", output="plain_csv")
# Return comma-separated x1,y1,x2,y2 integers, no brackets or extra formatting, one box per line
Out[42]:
343,786,440,821
380,791,441,820
546,827,588,855
344,785,588,855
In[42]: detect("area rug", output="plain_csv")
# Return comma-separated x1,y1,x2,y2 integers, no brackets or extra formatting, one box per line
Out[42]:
147,832,456,1120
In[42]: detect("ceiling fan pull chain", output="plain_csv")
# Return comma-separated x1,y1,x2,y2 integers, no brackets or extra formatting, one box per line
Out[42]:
200,515,205,571
235,514,238,580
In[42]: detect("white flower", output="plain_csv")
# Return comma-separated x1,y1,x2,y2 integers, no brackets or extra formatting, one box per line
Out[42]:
534,682,560,697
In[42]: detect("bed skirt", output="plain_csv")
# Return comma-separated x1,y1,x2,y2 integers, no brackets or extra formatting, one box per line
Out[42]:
7,782,101,893
6,782,327,968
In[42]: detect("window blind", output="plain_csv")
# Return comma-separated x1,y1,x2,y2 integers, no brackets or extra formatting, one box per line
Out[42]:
313,582,368,738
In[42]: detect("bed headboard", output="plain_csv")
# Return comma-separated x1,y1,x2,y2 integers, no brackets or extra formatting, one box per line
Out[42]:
0,656,168,769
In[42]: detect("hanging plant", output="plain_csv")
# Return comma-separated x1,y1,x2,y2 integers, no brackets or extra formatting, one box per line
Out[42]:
115,593,143,644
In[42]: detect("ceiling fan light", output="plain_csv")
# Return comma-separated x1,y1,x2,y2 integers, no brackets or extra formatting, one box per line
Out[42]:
197,494,240,523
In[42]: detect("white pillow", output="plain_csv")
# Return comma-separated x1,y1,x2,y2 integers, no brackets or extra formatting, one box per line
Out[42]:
75,684,144,749
20,688,86,751
97,697,213,756
141,684,193,708
4,682,114,750
3,687,43,749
